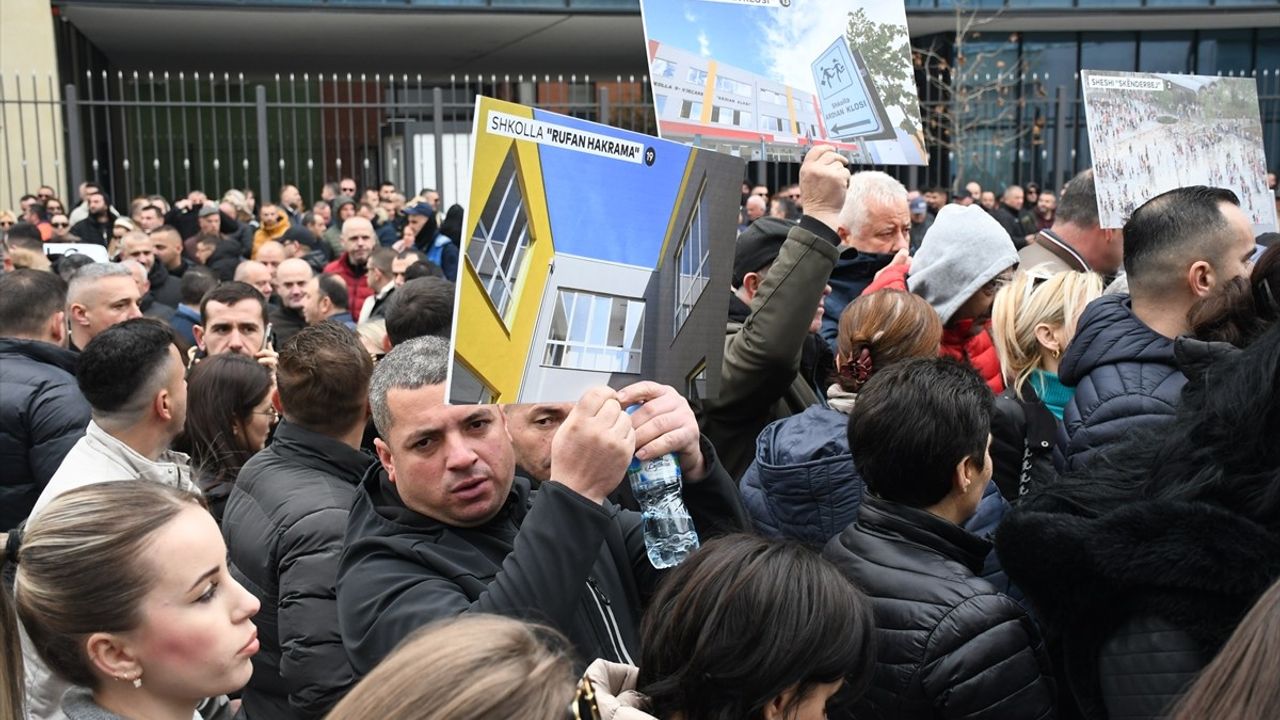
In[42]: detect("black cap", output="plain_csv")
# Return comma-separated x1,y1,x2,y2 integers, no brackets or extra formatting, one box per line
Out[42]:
953,188,972,201
732,217,793,289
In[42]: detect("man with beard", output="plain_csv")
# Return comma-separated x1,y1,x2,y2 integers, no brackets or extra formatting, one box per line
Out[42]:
253,203,292,258
181,204,228,259
150,226,193,280
324,217,376,320
280,184,305,225
70,192,114,246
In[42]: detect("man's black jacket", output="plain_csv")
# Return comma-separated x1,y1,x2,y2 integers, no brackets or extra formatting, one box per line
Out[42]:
336,439,748,676
0,338,90,531
223,421,376,719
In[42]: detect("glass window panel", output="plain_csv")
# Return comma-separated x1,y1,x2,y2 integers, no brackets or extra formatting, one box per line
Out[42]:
568,291,589,342
466,149,529,321
1196,30,1253,75
1080,32,1137,72
1138,32,1192,73
545,290,645,373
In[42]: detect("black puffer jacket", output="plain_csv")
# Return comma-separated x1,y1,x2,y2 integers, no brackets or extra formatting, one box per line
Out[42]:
1059,295,1185,472
222,421,376,719
990,381,1065,500
823,495,1057,720
996,490,1280,719
336,439,747,677
0,338,91,531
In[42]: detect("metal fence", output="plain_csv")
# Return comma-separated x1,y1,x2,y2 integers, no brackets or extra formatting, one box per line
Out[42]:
0,71,658,209
3,66,1278,209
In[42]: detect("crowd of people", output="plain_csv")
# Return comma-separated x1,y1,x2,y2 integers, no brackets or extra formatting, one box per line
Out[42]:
2,144,1280,720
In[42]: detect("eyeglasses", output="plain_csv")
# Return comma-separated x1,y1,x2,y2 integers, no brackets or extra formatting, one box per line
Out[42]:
254,407,280,423
51,222,70,228
983,271,1016,294
0,221,14,228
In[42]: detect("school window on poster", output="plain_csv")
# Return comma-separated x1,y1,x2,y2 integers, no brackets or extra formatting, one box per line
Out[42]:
686,363,708,404
680,100,703,120
653,58,677,80
760,89,786,106
687,68,709,85
760,115,784,132
466,150,530,322
450,362,494,405
712,106,738,126
544,290,645,374
674,179,711,335
716,76,752,99
656,94,669,115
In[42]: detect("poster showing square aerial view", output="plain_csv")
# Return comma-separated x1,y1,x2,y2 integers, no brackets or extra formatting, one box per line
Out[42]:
447,96,747,405
1082,69,1277,234
638,0,927,165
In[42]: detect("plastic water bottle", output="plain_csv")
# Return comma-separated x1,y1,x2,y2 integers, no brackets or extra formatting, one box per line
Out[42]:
626,452,700,569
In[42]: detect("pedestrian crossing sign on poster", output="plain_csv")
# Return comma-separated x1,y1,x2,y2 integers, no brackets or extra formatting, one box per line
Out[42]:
810,37,887,141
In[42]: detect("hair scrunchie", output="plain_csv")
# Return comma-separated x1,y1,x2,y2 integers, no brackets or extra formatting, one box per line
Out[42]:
839,345,875,393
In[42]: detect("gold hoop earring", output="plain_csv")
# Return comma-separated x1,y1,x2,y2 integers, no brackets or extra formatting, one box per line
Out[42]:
1053,349,1060,359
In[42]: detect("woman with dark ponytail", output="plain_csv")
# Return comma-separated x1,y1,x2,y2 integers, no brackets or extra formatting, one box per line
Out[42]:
739,290,942,546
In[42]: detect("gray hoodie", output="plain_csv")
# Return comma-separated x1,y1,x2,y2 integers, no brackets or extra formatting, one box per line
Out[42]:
907,204,1019,324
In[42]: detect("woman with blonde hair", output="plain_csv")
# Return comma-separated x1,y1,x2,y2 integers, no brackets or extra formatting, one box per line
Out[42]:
326,614,578,720
1,481,260,720
989,267,1103,499
740,289,942,546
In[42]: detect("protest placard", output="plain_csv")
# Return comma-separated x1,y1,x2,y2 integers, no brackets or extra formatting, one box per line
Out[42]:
1082,69,1277,233
448,96,746,405
639,0,926,164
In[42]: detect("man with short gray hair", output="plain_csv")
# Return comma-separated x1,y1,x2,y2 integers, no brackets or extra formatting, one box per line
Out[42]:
66,262,143,350
338,335,746,677
821,170,911,352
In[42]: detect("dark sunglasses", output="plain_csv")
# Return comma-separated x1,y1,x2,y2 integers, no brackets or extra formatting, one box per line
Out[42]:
51,222,70,228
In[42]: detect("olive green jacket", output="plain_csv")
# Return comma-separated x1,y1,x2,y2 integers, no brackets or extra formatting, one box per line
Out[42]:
696,219,843,479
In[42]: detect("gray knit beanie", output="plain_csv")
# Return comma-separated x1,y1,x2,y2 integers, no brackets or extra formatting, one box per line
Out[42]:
907,204,1019,324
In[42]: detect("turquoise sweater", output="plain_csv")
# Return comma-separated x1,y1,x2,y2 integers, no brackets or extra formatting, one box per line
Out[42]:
1031,369,1073,420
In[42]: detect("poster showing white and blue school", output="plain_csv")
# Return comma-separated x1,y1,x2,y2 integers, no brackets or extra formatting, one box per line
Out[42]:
638,0,927,165
447,97,746,405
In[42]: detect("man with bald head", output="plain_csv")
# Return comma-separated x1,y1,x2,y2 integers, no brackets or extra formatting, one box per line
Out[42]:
66,263,143,350
323,217,376,320
255,240,285,276
269,257,314,345
235,261,276,303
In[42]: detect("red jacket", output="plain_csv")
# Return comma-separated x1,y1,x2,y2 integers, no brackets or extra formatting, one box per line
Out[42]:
324,254,373,321
861,264,1005,393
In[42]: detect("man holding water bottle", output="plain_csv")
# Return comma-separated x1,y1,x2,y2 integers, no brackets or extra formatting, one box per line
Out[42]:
335,334,747,678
